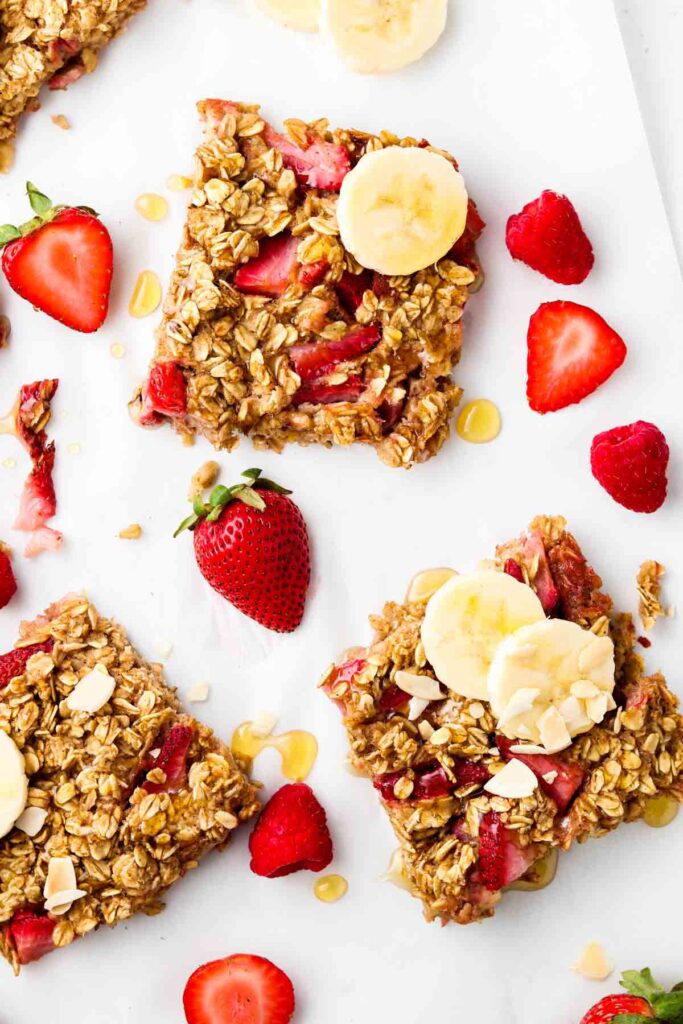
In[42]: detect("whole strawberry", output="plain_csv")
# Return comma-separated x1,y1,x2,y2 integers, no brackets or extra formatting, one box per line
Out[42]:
591,421,669,513
0,182,113,333
175,468,310,633
506,190,594,285
579,967,683,1024
0,543,17,609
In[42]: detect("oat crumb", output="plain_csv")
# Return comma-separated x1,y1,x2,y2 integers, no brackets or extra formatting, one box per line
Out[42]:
118,523,142,540
188,460,220,499
637,560,666,630
51,114,70,130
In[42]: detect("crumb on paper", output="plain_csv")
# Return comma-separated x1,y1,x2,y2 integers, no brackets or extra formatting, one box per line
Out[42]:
157,640,173,661
0,142,14,174
51,114,71,130
572,942,613,981
118,523,142,540
0,315,10,348
188,681,210,703
188,460,220,499
637,560,666,630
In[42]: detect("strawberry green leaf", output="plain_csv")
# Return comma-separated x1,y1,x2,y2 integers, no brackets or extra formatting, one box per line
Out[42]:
651,992,683,1022
233,485,267,511
254,478,293,495
208,485,233,508
622,970,665,1004
192,494,207,517
612,1016,659,1024
0,224,21,245
173,512,200,538
26,182,52,217
242,468,263,482
206,504,224,523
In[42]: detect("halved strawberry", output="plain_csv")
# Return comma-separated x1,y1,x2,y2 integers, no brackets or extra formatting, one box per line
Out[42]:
142,724,194,794
298,259,328,289
234,234,300,297
263,126,350,191
0,544,17,609
527,301,627,414
0,639,53,691
290,324,380,382
497,736,585,814
5,909,56,965
1,184,113,333
145,362,187,417
292,377,365,406
477,811,538,891
336,270,374,314
183,953,295,1024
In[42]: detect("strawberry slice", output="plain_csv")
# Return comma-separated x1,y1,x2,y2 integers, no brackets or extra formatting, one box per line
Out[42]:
234,234,300,297
477,811,538,891
526,301,627,414
377,683,410,712
5,909,56,965
183,953,295,1024
497,736,585,814
2,186,113,333
263,125,350,191
292,376,365,406
336,270,374,314
142,725,194,794
503,558,524,583
290,325,380,382
0,639,53,691
145,362,187,417
298,260,328,289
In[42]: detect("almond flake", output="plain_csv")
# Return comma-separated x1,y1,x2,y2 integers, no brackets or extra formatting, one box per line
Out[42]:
45,888,87,915
187,681,210,703
44,856,77,899
66,663,115,713
538,705,572,753
408,696,430,720
469,701,485,719
382,849,412,891
418,720,435,740
586,692,610,724
509,743,548,755
395,670,444,702
572,942,613,981
542,770,558,784
570,680,600,700
558,695,593,735
496,687,541,729
406,567,456,603
157,640,174,661
484,758,538,799
14,806,48,837
251,710,278,737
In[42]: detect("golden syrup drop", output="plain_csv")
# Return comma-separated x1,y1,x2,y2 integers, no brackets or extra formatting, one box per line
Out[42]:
135,193,169,222
67,443,81,455
129,271,162,318
110,342,126,359
314,874,348,903
166,174,193,192
2,457,16,469
643,794,679,828
231,722,318,781
456,399,501,444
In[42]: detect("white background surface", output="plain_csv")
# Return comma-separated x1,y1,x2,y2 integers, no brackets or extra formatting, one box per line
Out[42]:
1,1,683,1021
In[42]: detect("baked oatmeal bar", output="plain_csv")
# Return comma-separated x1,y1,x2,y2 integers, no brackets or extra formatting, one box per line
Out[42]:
0,594,259,973
320,516,683,924
0,0,147,149
132,99,484,468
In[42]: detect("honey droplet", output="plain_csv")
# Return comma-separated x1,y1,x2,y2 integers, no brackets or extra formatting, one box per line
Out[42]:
166,174,193,192
643,794,679,829
2,457,16,469
456,399,501,444
129,271,162,318
110,342,126,359
231,722,318,781
67,443,81,455
135,193,169,222
314,874,348,903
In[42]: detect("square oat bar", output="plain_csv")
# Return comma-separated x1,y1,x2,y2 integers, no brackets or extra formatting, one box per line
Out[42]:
0,595,259,973
320,516,683,924
132,99,484,468
0,0,147,151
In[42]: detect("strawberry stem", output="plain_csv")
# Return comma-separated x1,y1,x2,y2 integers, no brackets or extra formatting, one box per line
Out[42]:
0,182,100,250
174,468,292,537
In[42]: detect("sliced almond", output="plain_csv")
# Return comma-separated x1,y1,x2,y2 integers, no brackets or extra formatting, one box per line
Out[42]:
44,856,77,899
484,758,538,799
14,806,48,837
542,770,558,784
570,680,600,700
66,663,115,713
45,888,87,915
395,670,444,702
586,692,610,724
406,567,456,604
509,743,549,755
251,710,278,738
572,942,613,981
187,681,210,703
496,688,541,729
538,706,572,754
418,720,435,741
381,849,412,891
407,696,430,721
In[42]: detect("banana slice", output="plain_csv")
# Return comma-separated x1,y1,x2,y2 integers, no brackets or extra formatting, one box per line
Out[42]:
488,619,616,750
421,570,546,701
0,730,28,839
336,146,468,276
255,0,320,31
323,0,448,74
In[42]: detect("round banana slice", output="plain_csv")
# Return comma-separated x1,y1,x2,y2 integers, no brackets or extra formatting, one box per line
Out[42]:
255,0,320,31
421,570,546,701
0,730,28,839
336,146,468,277
489,619,616,749
323,0,448,74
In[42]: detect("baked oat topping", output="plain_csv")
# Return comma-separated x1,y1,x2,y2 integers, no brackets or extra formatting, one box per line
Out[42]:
0,595,259,974
135,100,484,468
637,560,666,631
320,516,683,925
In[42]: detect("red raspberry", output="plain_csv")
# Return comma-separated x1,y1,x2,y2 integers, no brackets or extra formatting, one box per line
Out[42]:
249,783,333,878
506,190,594,284
591,421,669,513
0,546,17,609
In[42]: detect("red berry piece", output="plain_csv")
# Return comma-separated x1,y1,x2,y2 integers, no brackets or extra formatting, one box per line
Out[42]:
591,421,669,514
0,545,17,609
289,324,380,382
263,125,350,191
292,376,365,407
5,909,57,966
142,724,194,794
249,782,333,878
497,736,585,814
477,811,538,891
0,639,54,691
506,190,594,285
234,234,300,297
183,953,295,1024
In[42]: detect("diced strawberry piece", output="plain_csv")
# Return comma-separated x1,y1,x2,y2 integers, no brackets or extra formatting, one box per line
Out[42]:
49,62,86,90
497,737,585,814
234,234,300,297
477,811,538,891
373,764,452,802
522,533,559,613
503,558,524,583
263,125,350,191
378,393,406,432
183,953,295,1024
371,272,394,299
0,546,17,609
0,639,53,691
298,296,333,334
23,526,63,559
322,656,367,709
292,376,365,407
527,301,627,414
377,683,409,712
455,759,491,787
14,446,57,533
249,782,333,878
145,362,187,418
290,325,380,383
142,724,194,794
449,199,486,264
298,260,328,289
16,380,59,458
336,270,374,314
200,99,240,135
5,909,56,965
47,37,80,62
